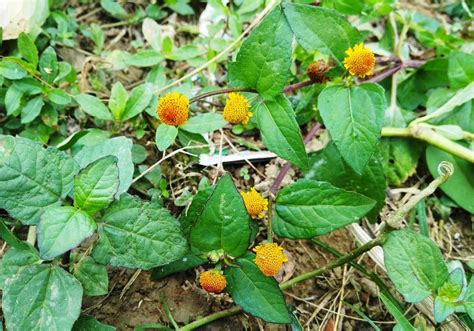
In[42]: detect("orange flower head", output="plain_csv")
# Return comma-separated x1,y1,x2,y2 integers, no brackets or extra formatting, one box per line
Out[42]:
157,91,189,126
199,270,226,293
253,243,288,277
241,187,268,219
223,93,252,125
343,43,375,78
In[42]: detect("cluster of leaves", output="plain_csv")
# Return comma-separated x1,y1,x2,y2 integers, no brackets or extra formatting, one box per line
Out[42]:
0,0,473,330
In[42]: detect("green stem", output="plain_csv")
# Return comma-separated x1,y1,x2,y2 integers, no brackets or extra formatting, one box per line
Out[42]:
0,219,29,250
179,306,242,331
280,236,384,290
267,195,274,243
381,125,474,163
386,161,453,228
189,87,257,104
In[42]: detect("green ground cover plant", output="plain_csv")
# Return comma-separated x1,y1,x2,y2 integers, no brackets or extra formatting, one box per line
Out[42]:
0,0,473,330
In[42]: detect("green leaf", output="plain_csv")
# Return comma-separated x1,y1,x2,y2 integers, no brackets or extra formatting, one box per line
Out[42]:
13,77,42,95
448,51,474,89
21,95,44,124
18,32,39,67
379,292,416,331
39,46,59,83
255,95,308,170
73,257,109,296
74,156,120,214
0,244,40,289
434,297,455,324
228,7,292,97
38,206,97,260
318,83,386,174
179,186,214,236
3,264,82,331
5,85,23,115
225,257,291,324
180,113,227,133
383,229,449,303
74,136,134,196
100,0,128,20
189,174,251,257
75,94,113,121
155,124,178,151
464,278,474,320
380,138,423,186
0,60,28,80
93,194,187,270
151,251,206,280
48,88,71,105
273,179,375,239
283,3,361,67
108,81,128,120
0,135,79,225
73,316,116,331
305,142,385,221
122,83,153,121
127,50,163,67
426,145,474,213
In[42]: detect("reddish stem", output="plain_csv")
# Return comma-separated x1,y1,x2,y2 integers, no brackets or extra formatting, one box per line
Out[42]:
269,123,322,194
283,79,314,93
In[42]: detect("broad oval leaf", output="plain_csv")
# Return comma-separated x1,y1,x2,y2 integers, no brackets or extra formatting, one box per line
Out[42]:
283,3,361,67
383,229,449,303
0,60,28,80
108,81,128,120
18,32,39,67
122,83,154,121
155,124,178,152
74,156,120,214
448,51,474,89
73,316,116,331
0,135,79,225
426,145,474,213
189,174,251,257
38,206,97,260
273,179,375,239
20,95,44,124
72,257,109,297
0,244,40,289
305,142,386,222
225,257,291,324
180,113,227,134
228,7,292,97
255,95,308,170
3,264,83,331
74,136,134,196
92,194,187,270
318,83,386,174
75,94,113,121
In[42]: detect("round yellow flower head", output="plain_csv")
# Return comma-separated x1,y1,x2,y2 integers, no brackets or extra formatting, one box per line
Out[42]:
157,91,189,126
223,92,253,125
253,243,288,277
343,43,375,78
199,270,226,293
241,187,268,219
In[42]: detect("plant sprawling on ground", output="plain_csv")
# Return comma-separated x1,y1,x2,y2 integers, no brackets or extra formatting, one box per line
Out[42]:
0,0,473,330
